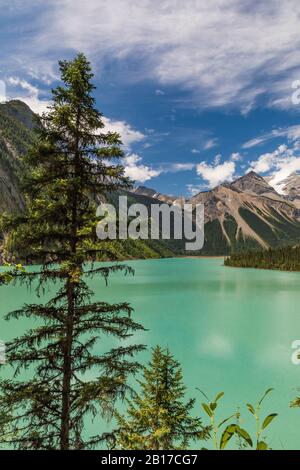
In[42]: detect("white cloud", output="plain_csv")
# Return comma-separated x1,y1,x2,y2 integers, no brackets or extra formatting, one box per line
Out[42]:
191,137,218,154
242,125,300,149
123,157,195,183
143,142,152,149
169,163,195,172
7,76,50,114
213,154,221,165
196,160,236,188
203,138,218,150
248,143,300,193
123,154,161,183
7,76,147,153
0,80,6,103
155,89,165,96
186,183,205,196
24,0,300,111
248,144,290,174
102,117,145,150
230,152,242,161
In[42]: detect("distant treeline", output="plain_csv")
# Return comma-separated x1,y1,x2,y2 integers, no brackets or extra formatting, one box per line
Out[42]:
224,246,300,271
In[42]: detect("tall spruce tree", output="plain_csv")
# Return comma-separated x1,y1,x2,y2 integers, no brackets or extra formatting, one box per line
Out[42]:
115,346,210,449
0,54,145,450
0,265,24,445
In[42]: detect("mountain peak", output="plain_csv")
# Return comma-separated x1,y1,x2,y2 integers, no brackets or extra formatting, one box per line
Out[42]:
131,186,159,198
131,186,176,204
0,99,36,129
245,170,262,178
230,170,277,195
236,170,266,182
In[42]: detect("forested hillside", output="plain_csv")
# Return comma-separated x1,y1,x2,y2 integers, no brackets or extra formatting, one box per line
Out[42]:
0,100,36,214
225,246,300,271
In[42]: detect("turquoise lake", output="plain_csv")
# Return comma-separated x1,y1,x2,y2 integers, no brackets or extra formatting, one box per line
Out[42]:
1,257,300,449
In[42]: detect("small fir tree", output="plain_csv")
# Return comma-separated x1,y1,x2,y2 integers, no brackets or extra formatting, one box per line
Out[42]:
115,346,210,449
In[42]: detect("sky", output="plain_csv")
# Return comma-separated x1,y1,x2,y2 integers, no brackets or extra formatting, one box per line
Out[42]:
2,0,300,196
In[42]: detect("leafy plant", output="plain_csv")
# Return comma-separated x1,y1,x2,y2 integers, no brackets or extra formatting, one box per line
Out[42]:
198,390,252,450
246,388,278,450
199,388,278,450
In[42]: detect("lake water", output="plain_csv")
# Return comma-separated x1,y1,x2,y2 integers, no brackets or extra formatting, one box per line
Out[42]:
1,257,300,450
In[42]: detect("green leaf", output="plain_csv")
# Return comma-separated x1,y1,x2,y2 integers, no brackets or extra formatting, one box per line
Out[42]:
214,392,224,403
197,388,210,401
236,426,253,447
262,413,278,430
257,441,268,450
210,402,217,411
202,402,212,417
258,388,274,406
220,424,237,450
218,413,239,428
246,403,255,415
290,397,300,408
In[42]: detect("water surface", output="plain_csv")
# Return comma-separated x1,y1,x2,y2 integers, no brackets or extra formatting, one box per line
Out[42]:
1,258,300,449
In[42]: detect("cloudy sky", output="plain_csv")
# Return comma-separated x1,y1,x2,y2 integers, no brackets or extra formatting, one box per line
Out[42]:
2,0,300,195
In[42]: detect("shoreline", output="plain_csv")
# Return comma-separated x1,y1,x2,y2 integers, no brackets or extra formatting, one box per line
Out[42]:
0,254,226,268
178,255,225,259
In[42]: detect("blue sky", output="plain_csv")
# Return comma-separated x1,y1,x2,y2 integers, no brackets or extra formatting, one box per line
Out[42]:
2,0,300,196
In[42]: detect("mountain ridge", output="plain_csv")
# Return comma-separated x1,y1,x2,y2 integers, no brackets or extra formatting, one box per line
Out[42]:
131,171,300,254
0,100,300,256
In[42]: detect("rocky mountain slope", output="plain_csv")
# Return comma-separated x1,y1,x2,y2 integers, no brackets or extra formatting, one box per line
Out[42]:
0,100,36,214
268,172,300,198
270,173,300,209
189,172,300,254
132,172,300,254
231,170,278,197
131,186,183,205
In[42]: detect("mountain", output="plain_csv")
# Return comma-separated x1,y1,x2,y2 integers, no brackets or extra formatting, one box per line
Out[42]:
281,172,300,196
231,171,278,197
266,172,300,198
130,186,180,205
265,172,300,210
1,100,300,257
189,173,300,254
276,173,300,209
0,100,36,214
133,172,300,254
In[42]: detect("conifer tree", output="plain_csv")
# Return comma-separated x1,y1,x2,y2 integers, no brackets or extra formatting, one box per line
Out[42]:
0,54,145,450
224,246,300,271
115,346,210,450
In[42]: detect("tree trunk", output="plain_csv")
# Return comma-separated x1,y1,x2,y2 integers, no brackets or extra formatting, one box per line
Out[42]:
60,279,75,450
60,106,81,450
